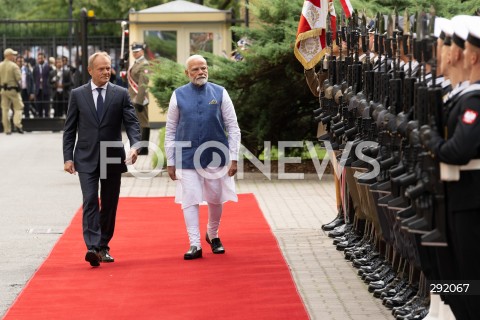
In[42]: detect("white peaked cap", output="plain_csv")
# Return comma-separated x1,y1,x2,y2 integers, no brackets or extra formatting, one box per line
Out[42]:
434,17,448,38
451,15,470,41
441,18,453,37
466,16,480,48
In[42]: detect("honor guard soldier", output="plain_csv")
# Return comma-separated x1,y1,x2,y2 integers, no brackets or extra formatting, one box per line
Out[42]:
424,15,480,320
128,42,150,155
0,48,24,135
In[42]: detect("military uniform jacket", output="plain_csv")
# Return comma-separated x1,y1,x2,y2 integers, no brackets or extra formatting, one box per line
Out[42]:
0,59,21,89
434,83,480,211
127,56,149,106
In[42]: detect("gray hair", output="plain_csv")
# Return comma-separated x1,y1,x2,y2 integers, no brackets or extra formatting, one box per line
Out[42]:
88,51,111,68
185,54,206,69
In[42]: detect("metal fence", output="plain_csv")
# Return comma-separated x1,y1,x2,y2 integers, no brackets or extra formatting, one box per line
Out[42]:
0,18,128,132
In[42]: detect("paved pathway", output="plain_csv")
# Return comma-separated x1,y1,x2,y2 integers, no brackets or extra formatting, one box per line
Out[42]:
0,130,392,319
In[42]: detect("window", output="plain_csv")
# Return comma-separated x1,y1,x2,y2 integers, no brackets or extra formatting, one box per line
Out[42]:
143,30,177,61
190,32,213,54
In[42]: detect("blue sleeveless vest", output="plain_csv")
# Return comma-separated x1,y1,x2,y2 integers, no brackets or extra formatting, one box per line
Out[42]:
174,82,229,169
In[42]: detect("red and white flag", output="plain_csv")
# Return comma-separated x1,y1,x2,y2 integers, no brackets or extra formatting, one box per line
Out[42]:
339,0,354,19
294,0,336,70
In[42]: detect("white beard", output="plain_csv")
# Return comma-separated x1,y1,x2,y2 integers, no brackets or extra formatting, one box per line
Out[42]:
194,76,208,86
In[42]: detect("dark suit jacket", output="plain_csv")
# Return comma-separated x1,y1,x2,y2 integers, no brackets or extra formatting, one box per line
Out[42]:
63,82,141,174
22,65,35,95
61,68,73,93
51,67,73,96
32,63,52,95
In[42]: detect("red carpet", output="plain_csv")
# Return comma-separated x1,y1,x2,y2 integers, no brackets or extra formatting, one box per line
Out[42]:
4,194,308,320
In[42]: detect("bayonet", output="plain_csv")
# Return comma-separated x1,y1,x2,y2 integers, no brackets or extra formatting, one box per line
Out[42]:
394,8,399,32
378,12,385,59
361,14,367,47
386,14,394,58
326,11,333,47
429,6,437,86
403,8,410,65
428,6,436,37
387,14,394,39
417,11,426,41
403,8,410,35
373,13,379,53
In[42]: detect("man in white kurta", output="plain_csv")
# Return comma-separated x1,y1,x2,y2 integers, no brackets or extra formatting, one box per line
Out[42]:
165,54,241,260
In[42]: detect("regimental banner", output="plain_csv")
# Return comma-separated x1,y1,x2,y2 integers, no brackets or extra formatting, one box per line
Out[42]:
294,0,336,70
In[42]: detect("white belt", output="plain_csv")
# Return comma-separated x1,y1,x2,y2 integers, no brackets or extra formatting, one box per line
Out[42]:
440,159,480,181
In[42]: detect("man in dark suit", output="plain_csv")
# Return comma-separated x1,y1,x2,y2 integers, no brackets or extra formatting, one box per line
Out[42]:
63,51,141,267
32,52,52,117
16,56,36,118
52,57,73,117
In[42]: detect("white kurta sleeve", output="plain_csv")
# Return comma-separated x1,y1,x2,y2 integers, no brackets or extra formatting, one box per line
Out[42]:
165,92,179,166
221,89,241,161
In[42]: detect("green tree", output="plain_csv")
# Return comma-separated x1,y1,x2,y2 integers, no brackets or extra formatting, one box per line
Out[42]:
150,0,319,156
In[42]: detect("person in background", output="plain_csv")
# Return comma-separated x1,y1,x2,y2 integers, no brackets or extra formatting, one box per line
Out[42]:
52,57,72,117
127,43,150,155
16,55,36,119
32,52,52,118
0,48,24,134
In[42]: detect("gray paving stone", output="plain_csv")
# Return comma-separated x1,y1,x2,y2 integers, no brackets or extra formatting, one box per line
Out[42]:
0,130,393,319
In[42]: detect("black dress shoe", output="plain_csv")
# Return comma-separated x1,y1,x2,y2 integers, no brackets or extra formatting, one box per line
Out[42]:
99,249,115,263
206,233,225,254
322,216,344,231
15,127,24,134
368,272,395,292
364,264,391,282
85,249,101,267
184,246,202,260
385,286,417,309
376,278,407,299
328,223,351,238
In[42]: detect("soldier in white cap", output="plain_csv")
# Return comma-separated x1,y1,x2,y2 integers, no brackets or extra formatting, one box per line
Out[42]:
425,15,480,320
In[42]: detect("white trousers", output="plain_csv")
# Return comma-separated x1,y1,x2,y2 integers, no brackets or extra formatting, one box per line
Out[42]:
176,167,238,248
175,167,238,209
183,203,223,248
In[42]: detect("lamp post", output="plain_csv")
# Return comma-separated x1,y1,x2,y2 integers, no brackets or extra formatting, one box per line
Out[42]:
69,0,73,66
80,8,88,85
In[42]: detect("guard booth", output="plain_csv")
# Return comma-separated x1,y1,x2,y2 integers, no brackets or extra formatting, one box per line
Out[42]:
128,0,233,126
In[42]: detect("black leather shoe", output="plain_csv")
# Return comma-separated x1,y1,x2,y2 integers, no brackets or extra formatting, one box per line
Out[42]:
329,223,352,238
375,278,407,299
364,264,391,282
368,272,395,292
359,259,384,276
322,216,344,231
385,286,417,309
206,233,225,254
99,249,115,263
15,127,24,134
184,246,202,260
85,249,101,267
